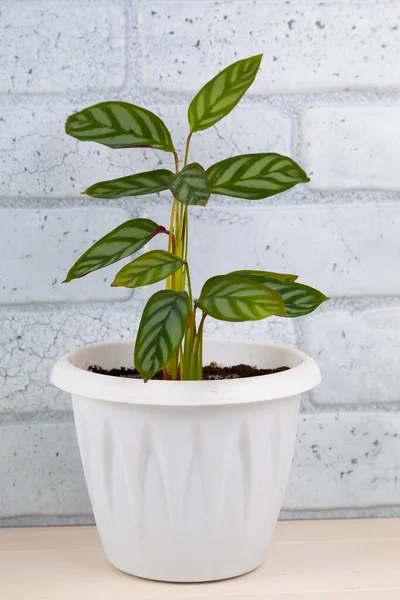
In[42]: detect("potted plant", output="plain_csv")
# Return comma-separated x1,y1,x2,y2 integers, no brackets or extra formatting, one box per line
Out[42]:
51,54,327,582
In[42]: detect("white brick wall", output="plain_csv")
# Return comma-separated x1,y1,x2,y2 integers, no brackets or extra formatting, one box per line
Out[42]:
302,106,400,190
0,421,90,517
3,412,399,519
0,103,290,197
1,1,126,93
306,309,400,406
1,0,400,523
0,208,132,303
286,412,400,510
0,309,141,412
144,203,400,297
141,0,400,93
0,309,295,413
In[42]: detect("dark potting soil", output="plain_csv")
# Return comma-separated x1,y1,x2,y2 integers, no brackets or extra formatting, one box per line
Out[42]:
88,362,290,380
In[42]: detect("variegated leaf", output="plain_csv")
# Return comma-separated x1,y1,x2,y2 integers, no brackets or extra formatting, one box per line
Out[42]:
207,153,310,199
83,169,173,199
112,250,184,288
66,102,175,152
64,219,167,282
230,270,298,284
195,274,285,322
231,272,328,317
188,55,262,132
135,290,190,381
168,163,210,206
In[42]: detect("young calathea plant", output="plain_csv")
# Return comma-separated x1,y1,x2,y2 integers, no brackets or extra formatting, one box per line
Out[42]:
64,54,328,381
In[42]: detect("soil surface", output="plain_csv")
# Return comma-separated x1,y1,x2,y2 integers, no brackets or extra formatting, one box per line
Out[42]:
88,362,289,380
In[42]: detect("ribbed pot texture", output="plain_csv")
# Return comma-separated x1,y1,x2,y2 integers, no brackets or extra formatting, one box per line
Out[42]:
51,338,321,582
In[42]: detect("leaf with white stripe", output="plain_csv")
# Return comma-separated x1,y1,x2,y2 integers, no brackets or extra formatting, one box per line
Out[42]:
168,163,210,206
207,153,310,199
64,219,167,282
195,274,285,322
66,102,175,152
112,250,185,288
135,290,190,381
231,272,328,317
230,270,298,284
83,169,173,199
188,55,262,132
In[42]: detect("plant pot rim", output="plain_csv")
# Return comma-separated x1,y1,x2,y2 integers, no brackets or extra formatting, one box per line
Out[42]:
51,337,321,407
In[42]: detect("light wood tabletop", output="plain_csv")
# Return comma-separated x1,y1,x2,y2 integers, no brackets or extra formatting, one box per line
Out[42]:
1,519,399,599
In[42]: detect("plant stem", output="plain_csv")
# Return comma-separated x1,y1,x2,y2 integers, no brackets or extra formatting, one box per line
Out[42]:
179,345,184,380
183,306,196,380
165,152,181,378
184,133,192,167
170,151,182,292
188,312,206,380
166,199,177,289
179,200,185,232
180,133,197,379
166,354,178,379
173,151,179,172
184,206,189,263
196,312,206,379
185,261,193,305
165,136,197,380
181,134,192,313
167,151,179,260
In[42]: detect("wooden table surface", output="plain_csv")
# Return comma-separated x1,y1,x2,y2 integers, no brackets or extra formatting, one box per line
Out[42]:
1,519,400,599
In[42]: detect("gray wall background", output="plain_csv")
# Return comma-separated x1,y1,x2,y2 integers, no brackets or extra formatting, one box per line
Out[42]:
1,0,399,525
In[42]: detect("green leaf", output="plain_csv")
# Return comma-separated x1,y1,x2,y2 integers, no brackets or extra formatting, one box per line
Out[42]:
64,219,167,282
168,163,210,206
206,153,310,200
231,272,328,317
83,169,173,200
188,54,262,132
195,274,285,322
65,102,175,152
230,270,298,284
112,250,185,288
134,290,190,381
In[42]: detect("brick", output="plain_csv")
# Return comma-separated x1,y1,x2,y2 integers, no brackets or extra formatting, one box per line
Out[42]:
188,106,292,166
0,103,290,198
0,306,295,414
2,412,399,517
305,308,400,406
285,413,400,510
302,106,400,190
0,421,90,517
0,208,132,304
204,318,295,349
140,0,400,93
0,309,140,413
0,1,125,93
0,102,159,198
143,204,400,297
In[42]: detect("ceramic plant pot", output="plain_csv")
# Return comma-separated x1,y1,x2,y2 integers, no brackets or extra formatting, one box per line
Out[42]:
51,338,321,582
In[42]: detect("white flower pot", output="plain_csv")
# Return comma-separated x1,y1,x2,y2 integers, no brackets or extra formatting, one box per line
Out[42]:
51,338,320,582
